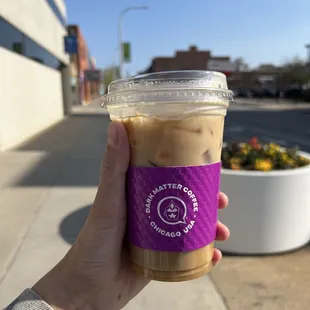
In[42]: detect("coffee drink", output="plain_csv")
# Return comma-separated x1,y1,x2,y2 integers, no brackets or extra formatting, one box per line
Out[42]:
103,71,233,281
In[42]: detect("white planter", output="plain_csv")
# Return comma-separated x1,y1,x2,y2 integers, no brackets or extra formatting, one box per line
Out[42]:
216,151,310,254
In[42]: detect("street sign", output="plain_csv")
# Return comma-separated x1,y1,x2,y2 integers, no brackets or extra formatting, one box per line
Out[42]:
84,70,101,82
64,35,78,54
123,42,131,63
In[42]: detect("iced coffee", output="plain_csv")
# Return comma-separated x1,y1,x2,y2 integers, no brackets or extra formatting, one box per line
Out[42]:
103,71,233,282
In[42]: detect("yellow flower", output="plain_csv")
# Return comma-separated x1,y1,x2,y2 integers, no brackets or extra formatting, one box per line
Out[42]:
298,156,310,165
231,164,241,170
240,145,250,155
230,157,241,165
269,143,280,151
254,159,273,171
280,152,289,161
229,157,242,170
286,158,296,167
266,143,281,157
266,148,276,157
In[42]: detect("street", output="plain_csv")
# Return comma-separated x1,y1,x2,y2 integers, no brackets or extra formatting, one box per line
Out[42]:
225,105,310,152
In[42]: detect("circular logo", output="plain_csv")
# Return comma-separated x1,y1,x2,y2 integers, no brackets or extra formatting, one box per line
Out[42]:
157,196,187,225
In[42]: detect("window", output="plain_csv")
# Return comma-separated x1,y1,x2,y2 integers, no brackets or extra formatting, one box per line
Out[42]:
24,37,61,70
46,0,67,28
0,17,63,70
0,18,24,55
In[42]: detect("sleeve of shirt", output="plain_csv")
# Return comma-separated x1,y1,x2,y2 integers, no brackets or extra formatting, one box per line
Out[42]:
4,289,54,310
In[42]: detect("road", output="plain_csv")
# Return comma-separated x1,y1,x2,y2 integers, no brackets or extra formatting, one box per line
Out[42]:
80,98,310,152
225,106,310,152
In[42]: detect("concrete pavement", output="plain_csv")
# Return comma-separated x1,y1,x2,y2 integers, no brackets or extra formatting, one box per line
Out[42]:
0,109,226,309
1,101,310,309
211,246,310,310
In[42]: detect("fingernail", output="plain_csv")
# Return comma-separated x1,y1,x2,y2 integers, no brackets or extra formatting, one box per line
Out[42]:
107,123,119,148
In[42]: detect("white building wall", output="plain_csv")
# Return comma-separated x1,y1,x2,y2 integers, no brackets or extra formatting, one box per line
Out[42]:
53,0,67,19
0,0,68,64
0,48,63,150
0,0,69,150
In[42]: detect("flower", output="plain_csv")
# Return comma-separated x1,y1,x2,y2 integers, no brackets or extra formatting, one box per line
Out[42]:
254,158,273,171
269,143,280,151
266,143,280,157
249,137,258,146
240,144,251,155
229,157,242,170
221,137,309,171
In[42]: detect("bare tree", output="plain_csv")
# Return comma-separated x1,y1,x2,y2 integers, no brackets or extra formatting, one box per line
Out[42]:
102,66,120,93
278,56,309,89
234,57,250,72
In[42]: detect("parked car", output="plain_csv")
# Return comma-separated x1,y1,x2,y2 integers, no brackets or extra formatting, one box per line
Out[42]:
235,88,253,98
282,88,304,100
250,88,264,98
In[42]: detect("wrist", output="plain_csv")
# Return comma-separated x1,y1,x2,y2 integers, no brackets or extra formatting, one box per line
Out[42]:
32,262,76,310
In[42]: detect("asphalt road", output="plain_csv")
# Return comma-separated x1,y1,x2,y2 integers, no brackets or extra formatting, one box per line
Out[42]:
78,99,310,153
224,107,310,152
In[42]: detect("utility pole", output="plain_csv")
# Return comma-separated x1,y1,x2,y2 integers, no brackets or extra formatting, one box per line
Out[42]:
112,48,118,81
118,6,148,79
305,44,310,73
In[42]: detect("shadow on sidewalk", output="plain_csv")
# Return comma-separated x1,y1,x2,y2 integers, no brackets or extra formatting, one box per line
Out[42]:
59,204,91,244
12,113,110,187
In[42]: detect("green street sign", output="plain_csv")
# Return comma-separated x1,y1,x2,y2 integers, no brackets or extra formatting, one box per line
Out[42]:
123,42,131,63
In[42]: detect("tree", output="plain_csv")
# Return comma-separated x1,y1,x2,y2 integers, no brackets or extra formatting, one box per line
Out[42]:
279,56,309,89
234,57,250,72
102,66,120,93
256,64,280,73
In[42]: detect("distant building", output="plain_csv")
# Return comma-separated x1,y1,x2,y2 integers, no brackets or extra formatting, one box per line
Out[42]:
140,46,287,92
67,25,100,105
0,0,70,150
140,45,237,77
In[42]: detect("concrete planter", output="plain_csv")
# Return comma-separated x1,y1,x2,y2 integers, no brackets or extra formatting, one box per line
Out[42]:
216,151,310,254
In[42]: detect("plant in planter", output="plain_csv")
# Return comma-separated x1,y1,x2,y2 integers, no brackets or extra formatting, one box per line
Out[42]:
221,137,310,171
217,137,310,255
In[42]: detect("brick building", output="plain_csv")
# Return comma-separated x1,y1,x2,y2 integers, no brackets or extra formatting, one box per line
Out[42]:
141,45,235,76
141,46,281,92
67,25,99,105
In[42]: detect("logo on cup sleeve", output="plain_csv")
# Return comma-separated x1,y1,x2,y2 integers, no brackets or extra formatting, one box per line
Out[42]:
157,196,187,225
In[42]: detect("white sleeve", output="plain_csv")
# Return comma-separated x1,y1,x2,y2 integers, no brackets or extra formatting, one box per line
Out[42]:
4,289,54,310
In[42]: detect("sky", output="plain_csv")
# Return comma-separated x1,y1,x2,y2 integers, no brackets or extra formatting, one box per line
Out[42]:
66,0,310,75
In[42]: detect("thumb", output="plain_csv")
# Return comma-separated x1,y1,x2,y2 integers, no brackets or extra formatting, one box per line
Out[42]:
74,121,129,264
93,121,129,223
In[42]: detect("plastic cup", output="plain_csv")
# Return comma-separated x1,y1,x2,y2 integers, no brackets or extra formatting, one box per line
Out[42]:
102,71,233,282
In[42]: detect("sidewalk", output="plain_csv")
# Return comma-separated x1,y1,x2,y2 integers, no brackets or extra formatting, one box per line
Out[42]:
0,108,226,309
234,98,310,110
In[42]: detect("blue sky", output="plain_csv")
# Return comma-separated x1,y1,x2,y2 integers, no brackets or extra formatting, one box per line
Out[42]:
66,0,310,75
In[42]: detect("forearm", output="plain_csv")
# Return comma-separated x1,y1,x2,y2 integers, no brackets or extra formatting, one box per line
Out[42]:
32,263,76,310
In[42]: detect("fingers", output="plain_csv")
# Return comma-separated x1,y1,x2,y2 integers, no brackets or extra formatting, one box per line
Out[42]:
215,220,230,241
218,192,229,210
212,193,230,266
212,248,222,266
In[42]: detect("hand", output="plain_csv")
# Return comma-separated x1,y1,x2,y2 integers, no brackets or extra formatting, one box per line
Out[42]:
33,122,230,310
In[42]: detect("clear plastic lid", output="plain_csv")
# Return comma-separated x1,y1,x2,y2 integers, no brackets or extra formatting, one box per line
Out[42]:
102,70,234,109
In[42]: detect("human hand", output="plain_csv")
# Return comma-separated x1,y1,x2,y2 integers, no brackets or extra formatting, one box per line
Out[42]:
33,121,230,310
